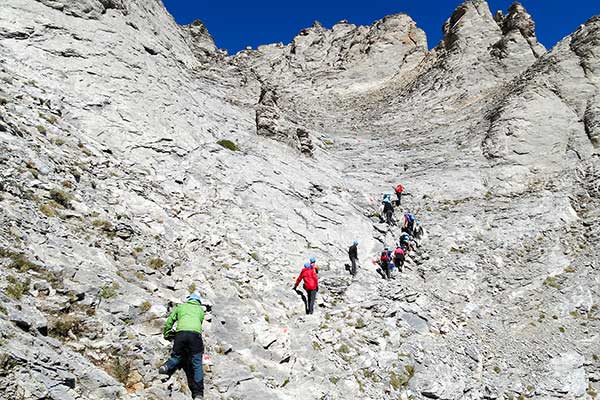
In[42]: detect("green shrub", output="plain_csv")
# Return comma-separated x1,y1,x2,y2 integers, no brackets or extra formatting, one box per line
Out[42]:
390,365,415,390
149,257,165,269
40,202,57,217
49,314,84,337
337,343,350,354
329,376,339,384
543,276,560,289
249,252,259,261
355,318,366,329
100,282,119,299
139,301,152,313
188,282,197,293
5,275,30,299
49,189,72,208
217,139,239,151
110,357,131,385
36,125,47,134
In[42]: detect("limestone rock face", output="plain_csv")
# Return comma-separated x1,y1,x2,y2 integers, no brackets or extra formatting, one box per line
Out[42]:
183,20,223,62
0,0,599,399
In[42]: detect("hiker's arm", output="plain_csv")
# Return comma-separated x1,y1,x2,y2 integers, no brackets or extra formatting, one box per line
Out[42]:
294,271,303,289
163,306,178,338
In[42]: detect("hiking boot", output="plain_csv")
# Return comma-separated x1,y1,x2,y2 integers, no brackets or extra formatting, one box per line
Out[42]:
158,365,169,375
192,393,204,399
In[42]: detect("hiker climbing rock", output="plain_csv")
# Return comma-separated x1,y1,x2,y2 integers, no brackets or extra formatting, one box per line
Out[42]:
159,293,207,399
380,247,392,280
382,198,396,226
394,183,404,206
348,240,358,276
294,262,319,314
403,212,416,235
393,247,405,273
399,232,411,251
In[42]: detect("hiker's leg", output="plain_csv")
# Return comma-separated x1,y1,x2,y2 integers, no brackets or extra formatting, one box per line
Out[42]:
351,257,357,275
190,352,204,398
308,290,317,314
162,332,187,373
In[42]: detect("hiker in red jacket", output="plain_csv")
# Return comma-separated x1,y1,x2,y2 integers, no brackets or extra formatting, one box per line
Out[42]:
294,262,319,314
394,183,404,206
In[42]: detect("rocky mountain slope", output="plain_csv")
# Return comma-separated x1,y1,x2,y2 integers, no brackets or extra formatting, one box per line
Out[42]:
0,0,599,399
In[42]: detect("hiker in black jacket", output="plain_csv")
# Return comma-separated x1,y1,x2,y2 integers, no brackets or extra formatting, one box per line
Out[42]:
348,240,358,276
382,199,395,225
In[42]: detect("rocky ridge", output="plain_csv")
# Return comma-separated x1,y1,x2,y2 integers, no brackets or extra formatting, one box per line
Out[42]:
0,0,599,399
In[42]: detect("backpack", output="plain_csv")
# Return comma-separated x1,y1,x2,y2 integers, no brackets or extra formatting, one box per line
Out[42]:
406,213,415,223
394,248,405,256
395,184,404,193
380,252,389,262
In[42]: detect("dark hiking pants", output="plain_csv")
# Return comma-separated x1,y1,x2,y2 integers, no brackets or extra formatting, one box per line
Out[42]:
350,256,358,276
306,289,317,314
163,331,204,397
381,260,390,279
396,192,402,205
394,256,404,272
385,210,395,225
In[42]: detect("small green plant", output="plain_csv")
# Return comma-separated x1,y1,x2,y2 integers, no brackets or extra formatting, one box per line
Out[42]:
559,326,566,333
36,125,47,134
49,314,84,337
134,271,145,281
355,318,366,329
588,383,598,399
49,189,72,208
543,276,560,289
52,138,65,146
217,139,239,151
337,343,351,354
312,341,322,351
280,377,290,387
0,97,8,106
10,253,38,273
188,282,197,293
389,365,415,390
5,275,30,299
132,247,144,257
40,113,58,124
249,252,259,261
564,266,576,273
78,142,93,156
140,301,152,313
40,202,57,217
100,282,119,299
329,376,340,384
110,357,131,385
493,366,501,374
149,257,165,269
264,314,270,323
249,364,257,373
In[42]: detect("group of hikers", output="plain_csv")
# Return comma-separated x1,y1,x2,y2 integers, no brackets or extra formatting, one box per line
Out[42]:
158,183,421,399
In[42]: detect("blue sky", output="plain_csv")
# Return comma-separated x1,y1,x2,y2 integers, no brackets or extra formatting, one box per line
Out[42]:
163,0,599,55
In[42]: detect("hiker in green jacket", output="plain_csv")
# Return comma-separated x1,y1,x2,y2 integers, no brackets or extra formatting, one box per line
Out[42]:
158,293,206,399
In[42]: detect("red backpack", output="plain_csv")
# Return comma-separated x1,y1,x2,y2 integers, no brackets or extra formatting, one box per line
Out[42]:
380,252,389,262
395,184,404,194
